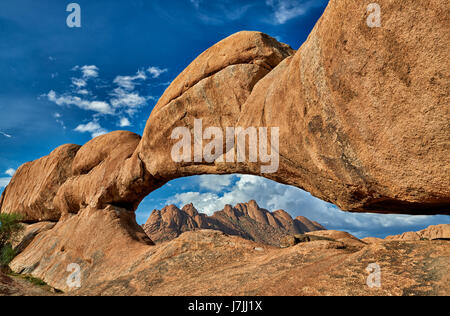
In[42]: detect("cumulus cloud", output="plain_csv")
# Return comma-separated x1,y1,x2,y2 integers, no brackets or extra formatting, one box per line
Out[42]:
46,65,166,136
147,67,168,79
5,168,15,177
110,69,161,115
73,65,99,79
168,191,221,215
47,90,114,115
119,117,131,127
165,175,450,238
0,169,14,188
74,121,108,138
197,175,235,192
266,0,325,24
71,78,87,89
110,88,148,112
114,70,147,90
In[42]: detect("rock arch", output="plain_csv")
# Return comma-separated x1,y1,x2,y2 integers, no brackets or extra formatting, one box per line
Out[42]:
1,0,449,292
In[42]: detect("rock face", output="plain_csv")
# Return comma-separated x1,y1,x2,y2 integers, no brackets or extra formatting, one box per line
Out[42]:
12,222,56,255
65,230,450,296
2,1,448,225
135,0,450,214
0,144,80,222
5,227,450,296
386,224,450,241
143,201,325,246
9,205,153,292
53,131,154,216
136,31,295,183
0,0,449,295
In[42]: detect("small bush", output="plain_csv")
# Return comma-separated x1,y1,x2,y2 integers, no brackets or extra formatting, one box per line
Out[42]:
0,244,16,266
23,275,48,287
0,213,24,267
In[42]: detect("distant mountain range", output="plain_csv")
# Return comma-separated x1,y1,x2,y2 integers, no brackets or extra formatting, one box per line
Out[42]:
143,200,325,246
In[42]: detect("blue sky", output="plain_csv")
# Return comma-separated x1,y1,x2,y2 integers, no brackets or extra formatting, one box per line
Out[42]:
1,0,448,238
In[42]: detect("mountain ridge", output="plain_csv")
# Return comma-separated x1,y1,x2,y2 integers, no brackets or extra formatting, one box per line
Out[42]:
143,200,325,246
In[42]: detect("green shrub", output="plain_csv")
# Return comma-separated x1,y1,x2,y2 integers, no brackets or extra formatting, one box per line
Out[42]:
0,244,16,266
23,274,48,287
0,213,24,267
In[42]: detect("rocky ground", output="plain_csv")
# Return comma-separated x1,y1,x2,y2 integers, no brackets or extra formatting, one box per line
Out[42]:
2,226,448,296
72,229,449,296
0,271,57,296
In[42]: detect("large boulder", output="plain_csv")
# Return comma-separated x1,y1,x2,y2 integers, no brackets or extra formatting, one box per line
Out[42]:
0,144,80,222
137,0,450,214
9,205,153,292
136,31,295,180
54,131,156,215
2,0,449,295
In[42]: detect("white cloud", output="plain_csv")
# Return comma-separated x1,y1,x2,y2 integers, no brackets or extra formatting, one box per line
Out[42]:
5,168,15,177
109,70,151,114
77,89,89,95
165,175,450,238
266,0,323,24
110,88,147,112
71,78,87,88
0,177,11,188
73,65,99,79
0,131,12,138
74,121,108,138
47,90,114,115
114,70,147,90
197,175,235,192
119,117,131,127
168,191,222,215
45,65,162,137
147,66,168,79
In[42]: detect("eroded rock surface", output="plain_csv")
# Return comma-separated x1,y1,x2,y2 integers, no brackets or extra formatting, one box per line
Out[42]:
71,230,450,296
0,0,448,296
136,0,450,214
53,131,153,215
9,205,153,292
0,144,80,222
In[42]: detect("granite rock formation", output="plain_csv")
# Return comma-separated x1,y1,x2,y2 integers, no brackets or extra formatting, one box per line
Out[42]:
0,0,448,295
0,144,80,222
10,229,449,296
143,201,325,246
385,224,450,241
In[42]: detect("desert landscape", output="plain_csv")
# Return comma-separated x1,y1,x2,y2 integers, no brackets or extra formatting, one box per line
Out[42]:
0,0,449,297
